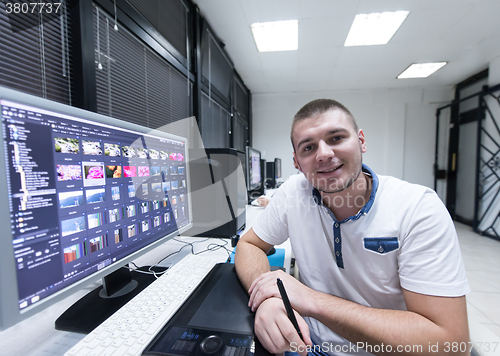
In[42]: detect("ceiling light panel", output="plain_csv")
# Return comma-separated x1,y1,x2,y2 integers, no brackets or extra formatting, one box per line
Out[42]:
251,20,298,52
344,11,409,46
397,62,447,79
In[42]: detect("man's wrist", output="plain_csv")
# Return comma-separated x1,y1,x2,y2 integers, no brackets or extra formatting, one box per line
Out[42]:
256,296,280,312
304,289,336,319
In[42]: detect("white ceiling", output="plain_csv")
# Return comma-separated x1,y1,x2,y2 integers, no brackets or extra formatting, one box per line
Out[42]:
193,0,500,94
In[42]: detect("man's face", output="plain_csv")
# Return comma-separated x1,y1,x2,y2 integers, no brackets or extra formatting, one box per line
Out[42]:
292,109,367,194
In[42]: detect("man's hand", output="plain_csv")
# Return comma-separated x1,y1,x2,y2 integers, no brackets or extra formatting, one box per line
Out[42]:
235,229,315,355
254,297,313,356
256,196,270,207
248,270,313,315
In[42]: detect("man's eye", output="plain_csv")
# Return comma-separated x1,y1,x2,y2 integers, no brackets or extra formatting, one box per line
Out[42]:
303,145,312,152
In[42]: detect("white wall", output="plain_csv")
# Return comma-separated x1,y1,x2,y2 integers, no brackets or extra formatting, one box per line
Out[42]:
489,56,500,85
252,87,454,189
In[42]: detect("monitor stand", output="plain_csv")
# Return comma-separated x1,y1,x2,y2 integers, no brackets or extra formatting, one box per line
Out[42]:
55,265,167,333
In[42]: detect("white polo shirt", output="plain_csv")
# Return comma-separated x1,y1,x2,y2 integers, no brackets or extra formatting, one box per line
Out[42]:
252,165,470,356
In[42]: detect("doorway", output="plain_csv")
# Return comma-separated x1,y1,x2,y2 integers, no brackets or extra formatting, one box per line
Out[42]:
435,71,500,240
451,75,488,225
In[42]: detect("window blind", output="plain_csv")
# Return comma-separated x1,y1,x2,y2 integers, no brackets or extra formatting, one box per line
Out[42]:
93,4,193,139
126,0,189,59
232,116,248,152
233,77,249,123
201,28,232,104
0,0,72,105
201,91,230,148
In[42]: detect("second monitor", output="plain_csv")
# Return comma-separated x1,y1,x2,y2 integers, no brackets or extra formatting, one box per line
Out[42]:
245,146,262,202
266,158,282,189
187,148,246,240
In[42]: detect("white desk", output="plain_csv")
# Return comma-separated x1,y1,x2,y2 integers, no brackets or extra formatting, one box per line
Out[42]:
0,203,293,356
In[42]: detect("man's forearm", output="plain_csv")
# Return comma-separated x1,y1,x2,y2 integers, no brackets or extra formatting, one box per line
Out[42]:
234,239,271,291
303,290,469,355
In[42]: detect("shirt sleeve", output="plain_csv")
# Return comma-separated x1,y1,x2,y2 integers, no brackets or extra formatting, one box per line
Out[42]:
397,189,470,297
252,184,290,246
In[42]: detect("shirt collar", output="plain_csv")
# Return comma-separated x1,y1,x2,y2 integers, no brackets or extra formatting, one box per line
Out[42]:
312,163,379,223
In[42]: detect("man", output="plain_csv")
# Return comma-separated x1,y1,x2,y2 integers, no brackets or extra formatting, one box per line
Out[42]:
234,99,470,356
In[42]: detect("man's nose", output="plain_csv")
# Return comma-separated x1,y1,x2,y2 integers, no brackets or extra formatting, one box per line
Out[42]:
316,140,334,161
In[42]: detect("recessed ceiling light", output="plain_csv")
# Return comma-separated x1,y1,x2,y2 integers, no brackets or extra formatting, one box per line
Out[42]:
251,20,298,52
397,62,447,79
344,11,409,46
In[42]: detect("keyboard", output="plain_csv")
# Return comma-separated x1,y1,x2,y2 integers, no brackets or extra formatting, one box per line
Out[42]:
65,254,219,356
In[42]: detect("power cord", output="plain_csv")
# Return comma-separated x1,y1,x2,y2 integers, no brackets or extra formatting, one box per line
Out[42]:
127,238,234,277
193,238,232,259
124,261,168,279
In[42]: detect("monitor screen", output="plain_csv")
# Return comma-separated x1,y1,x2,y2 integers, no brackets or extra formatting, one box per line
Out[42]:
274,158,282,179
245,147,261,191
0,87,192,329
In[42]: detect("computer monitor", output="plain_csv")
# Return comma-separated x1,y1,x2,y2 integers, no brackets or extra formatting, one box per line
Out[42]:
187,148,246,241
0,87,193,331
245,146,261,191
265,158,282,189
274,158,282,179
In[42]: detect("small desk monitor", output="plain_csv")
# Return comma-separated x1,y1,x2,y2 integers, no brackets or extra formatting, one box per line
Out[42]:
0,87,193,331
245,146,261,191
275,158,282,179
266,158,282,189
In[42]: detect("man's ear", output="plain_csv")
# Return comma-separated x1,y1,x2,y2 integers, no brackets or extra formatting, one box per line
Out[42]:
358,129,367,154
293,152,301,171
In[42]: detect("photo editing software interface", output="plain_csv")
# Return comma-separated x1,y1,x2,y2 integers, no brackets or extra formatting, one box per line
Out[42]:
1,100,190,312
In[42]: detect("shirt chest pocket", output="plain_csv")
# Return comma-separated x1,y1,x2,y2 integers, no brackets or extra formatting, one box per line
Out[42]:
363,237,399,254
362,237,400,282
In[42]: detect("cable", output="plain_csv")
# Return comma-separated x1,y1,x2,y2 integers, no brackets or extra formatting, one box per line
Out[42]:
125,261,168,279
193,238,232,259
157,238,233,264
118,237,236,287
129,238,235,274
155,237,208,265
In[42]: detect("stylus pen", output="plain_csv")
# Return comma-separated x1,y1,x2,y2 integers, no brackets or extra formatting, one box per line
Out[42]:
277,278,303,341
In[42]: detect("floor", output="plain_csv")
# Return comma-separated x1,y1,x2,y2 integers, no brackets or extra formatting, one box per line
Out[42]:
456,222,500,338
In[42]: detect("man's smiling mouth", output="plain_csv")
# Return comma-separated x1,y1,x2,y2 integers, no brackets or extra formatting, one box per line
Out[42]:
317,164,343,174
